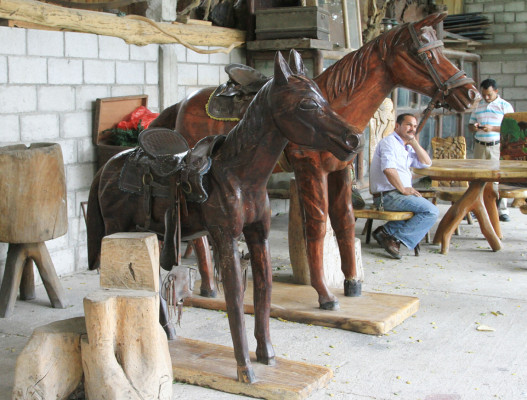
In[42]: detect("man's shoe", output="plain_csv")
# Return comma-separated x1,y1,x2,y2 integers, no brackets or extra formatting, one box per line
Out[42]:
499,214,510,222
373,226,402,259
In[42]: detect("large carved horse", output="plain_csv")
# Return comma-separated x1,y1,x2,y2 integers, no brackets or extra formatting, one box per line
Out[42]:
150,12,480,310
87,52,361,383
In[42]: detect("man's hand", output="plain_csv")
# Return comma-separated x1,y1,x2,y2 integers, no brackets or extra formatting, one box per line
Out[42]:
400,187,422,197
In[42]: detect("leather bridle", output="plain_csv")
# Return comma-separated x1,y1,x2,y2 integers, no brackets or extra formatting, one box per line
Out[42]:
408,22,475,134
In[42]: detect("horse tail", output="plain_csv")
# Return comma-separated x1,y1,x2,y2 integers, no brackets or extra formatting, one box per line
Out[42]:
149,102,180,130
86,167,105,270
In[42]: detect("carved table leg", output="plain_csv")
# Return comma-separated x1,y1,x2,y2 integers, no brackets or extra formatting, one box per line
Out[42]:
483,183,502,239
0,242,67,318
19,258,36,300
433,182,502,254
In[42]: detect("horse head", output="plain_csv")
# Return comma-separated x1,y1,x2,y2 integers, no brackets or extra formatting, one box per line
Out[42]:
384,12,480,111
271,50,362,162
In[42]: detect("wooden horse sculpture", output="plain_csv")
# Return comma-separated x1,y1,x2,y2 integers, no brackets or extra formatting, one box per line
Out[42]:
86,52,361,383
150,12,480,310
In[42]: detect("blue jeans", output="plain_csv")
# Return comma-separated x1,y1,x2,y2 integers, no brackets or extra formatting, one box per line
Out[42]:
373,191,439,250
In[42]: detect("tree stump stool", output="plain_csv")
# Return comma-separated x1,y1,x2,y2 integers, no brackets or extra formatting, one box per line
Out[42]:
0,143,68,317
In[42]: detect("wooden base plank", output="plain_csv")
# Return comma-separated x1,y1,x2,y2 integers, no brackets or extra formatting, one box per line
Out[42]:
184,280,419,335
169,337,332,400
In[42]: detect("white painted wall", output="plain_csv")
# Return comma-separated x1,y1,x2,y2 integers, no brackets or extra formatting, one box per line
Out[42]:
0,26,245,280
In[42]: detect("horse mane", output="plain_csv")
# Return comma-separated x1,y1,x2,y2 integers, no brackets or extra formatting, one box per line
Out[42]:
216,80,274,160
321,22,411,103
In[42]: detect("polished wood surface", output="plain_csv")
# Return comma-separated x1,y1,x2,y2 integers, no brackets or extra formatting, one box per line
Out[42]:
413,159,527,254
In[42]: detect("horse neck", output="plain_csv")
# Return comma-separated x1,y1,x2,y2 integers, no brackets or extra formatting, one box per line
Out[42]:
215,86,288,188
315,38,397,131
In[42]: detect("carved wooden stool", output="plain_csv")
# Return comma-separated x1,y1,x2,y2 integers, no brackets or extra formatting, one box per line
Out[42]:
0,143,68,317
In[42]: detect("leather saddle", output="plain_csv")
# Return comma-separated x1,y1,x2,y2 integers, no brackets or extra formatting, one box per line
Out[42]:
206,63,270,121
118,127,226,270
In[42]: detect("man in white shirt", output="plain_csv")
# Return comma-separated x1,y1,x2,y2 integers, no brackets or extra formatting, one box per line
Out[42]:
468,78,514,221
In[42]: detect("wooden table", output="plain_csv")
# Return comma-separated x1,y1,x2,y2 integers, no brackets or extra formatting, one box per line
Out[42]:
413,159,527,254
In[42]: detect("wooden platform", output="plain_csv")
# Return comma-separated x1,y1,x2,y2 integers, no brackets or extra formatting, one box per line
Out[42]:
185,280,419,335
169,337,332,400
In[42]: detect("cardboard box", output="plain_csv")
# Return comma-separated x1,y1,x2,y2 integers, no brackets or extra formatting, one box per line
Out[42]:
92,95,148,170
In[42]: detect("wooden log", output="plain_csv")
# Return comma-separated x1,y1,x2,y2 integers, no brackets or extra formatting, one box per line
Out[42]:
12,317,86,400
82,290,173,400
0,0,246,47
288,178,363,288
100,232,160,292
0,143,67,243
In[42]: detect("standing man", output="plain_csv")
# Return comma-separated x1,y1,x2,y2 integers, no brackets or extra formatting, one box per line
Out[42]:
370,113,439,259
468,78,514,222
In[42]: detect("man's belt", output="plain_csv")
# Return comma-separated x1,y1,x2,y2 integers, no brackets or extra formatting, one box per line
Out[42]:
475,138,500,146
373,190,397,198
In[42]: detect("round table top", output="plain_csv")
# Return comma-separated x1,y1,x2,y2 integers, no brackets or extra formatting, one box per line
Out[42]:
413,159,527,183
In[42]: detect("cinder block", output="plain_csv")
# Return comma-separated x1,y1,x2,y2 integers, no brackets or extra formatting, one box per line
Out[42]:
517,12,527,22
0,27,26,55
78,137,97,163
480,61,502,75
230,48,245,65
75,189,90,216
99,35,129,60
84,60,115,84
27,30,64,57
8,56,47,84
75,85,109,110
198,64,220,86
66,163,96,191
177,63,198,85
110,85,143,97
116,61,145,84
65,31,98,58
172,44,186,62
20,114,59,141
493,33,515,44
503,87,527,101
54,139,78,165
49,247,75,277
48,58,83,85
62,111,91,138
0,115,20,143
209,50,230,65
483,3,504,13
38,86,75,112
0,56,6,83
0,86,36,113
505,1,526,12
143,85,159,110
130,44,159,61
186,47,209,63
503,61,527,74
494,12,515,24
146,61,159,85
465,3,483,13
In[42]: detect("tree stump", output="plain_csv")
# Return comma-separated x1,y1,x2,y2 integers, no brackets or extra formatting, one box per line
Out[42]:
0,143,68,317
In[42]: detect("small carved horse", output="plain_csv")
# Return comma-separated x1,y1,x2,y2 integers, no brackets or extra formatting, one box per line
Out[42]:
150,12,480,310
86,52,361,383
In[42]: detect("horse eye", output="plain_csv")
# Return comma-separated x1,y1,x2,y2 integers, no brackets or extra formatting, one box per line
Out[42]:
299,99,319,110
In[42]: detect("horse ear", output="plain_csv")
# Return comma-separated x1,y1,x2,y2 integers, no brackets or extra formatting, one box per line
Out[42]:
288,49,306,76
274,51,293,86
413,12,447,30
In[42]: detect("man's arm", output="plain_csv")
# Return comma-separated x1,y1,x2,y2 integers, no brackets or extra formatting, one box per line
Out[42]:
384,168,422,197
408,138,432,165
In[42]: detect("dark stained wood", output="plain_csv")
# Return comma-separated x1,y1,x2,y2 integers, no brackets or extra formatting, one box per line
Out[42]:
150,12,480,309
86,51,361,383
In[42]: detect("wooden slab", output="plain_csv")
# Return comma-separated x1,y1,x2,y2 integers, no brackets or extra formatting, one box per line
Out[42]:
169,337,332,400
185,280,419,335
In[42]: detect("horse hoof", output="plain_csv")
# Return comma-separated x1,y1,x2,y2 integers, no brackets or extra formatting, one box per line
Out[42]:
200,288,217,298
319,299,340,311
237,365,257,384
344,279,362,297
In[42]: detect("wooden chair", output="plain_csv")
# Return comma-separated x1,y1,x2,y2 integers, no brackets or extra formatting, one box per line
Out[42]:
354,99,419,255
498,112,527,207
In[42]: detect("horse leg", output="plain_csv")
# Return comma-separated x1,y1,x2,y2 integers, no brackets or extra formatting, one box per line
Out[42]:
243,223,275,366
208,228,255,383
293,166,339,310
327,167,361,297
192,236,217,298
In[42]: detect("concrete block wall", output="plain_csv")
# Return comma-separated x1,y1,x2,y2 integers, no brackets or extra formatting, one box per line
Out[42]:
0,25,245,282
464,0,527,111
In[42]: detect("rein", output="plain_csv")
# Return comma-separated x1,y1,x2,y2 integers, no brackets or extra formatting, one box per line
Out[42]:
408,22,475,135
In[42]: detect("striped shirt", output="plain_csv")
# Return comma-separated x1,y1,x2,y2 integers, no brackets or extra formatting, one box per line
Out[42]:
469,95,514,143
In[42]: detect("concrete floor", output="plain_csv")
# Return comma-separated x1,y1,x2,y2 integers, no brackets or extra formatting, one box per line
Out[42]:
1,201,526,400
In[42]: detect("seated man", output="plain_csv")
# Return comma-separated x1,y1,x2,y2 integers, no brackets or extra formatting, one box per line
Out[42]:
370,113,439,259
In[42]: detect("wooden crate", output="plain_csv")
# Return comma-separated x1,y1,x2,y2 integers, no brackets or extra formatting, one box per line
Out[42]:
93,95,148,170
255,6,330,41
